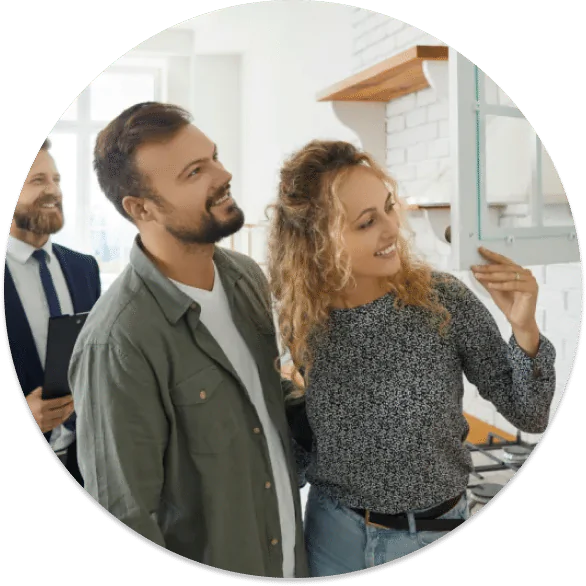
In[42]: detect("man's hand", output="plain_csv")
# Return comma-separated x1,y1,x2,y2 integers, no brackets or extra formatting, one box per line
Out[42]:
26,387,74,433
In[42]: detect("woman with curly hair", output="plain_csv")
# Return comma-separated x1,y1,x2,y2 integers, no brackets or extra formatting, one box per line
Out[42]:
267,140,555,575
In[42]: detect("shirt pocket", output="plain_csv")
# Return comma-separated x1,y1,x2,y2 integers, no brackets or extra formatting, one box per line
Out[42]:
171,366,238,455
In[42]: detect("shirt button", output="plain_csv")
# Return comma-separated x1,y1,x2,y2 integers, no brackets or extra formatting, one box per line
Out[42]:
270,538,279,546
190,303,198,310
199,390,207,400
253,427,261,434
265,481,272,489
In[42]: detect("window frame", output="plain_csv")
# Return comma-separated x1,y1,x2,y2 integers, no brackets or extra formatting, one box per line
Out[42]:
50,60,165,280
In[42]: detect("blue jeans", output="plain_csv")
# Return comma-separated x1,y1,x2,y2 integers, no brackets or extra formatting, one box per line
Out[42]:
304,485,470,576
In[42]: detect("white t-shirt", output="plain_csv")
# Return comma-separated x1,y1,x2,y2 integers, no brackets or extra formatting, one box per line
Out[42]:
170,265,296,577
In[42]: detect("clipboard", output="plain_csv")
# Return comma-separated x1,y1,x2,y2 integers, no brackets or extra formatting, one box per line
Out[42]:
42,312,89,400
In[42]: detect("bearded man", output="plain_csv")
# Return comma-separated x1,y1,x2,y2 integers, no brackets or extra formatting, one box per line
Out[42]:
5,138,101,485
68,103,308,577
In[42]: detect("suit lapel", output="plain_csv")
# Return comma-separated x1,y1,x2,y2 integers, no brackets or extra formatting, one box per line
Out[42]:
4,265,43,383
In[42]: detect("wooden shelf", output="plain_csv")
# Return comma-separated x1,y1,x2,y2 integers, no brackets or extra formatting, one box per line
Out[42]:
317,45,448,103
405,197,570,211
404,203,510,211
405,203,450,211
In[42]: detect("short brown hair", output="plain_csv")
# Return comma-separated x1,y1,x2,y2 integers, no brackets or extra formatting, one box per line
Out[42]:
94,102,192,220
41,138,51,151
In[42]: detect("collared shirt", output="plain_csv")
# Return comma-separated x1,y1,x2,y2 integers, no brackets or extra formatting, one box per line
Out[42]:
69,239,308,577
171,264,296,577
6,235,75,452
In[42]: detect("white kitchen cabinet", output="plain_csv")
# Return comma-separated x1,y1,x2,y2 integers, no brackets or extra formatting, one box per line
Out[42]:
450,49,578,269
317,46,579,270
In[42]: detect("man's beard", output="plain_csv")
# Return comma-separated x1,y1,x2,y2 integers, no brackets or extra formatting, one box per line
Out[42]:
159,184,245,245
13,196,64,235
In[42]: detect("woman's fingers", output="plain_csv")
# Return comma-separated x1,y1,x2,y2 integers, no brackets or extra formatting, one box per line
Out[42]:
472,263,530,274
477,247,516,265
485,281,535,292
474,271,529,283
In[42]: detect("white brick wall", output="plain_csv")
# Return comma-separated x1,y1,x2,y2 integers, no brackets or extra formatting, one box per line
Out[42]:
411,231,581,439
359,20,451,205
458,249,580,446
350,10,582,440
351,9,444,73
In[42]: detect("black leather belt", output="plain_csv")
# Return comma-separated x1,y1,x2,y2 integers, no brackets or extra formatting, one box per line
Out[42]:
350,492,466,531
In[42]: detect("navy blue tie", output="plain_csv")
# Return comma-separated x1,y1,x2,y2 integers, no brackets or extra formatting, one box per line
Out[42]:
32,249,62,318
32,249,75,431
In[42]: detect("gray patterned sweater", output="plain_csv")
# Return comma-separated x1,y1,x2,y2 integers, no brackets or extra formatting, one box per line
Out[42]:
297,273,556,514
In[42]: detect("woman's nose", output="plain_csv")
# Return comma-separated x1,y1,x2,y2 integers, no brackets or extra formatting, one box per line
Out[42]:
383,211,399,235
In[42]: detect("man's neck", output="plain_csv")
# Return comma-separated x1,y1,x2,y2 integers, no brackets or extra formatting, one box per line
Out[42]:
139,231,215,291
9,223,49,249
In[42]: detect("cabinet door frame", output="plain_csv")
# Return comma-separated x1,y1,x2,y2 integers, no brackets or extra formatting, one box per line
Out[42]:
449,48,579,269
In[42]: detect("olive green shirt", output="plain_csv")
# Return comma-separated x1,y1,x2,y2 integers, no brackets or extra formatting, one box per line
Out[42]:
68,239,308,577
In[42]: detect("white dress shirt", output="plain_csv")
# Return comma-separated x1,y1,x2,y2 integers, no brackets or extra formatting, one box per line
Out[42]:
6,235,75,452
171,264,297,578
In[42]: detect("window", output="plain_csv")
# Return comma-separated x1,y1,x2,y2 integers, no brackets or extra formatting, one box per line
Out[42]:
49,60,164,289
46,133,77,250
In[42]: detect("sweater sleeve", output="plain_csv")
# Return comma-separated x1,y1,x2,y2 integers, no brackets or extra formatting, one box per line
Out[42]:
441,275,556,433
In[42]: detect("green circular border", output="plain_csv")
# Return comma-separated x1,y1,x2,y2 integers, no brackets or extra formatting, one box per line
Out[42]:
0,0,586,586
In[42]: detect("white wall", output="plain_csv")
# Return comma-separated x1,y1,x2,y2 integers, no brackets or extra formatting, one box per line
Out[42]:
175,1,357,223
172,4,580,437
349,8,581,439
129,28,195,110
49,4,356,276
135,5,580,439
192,55,243,226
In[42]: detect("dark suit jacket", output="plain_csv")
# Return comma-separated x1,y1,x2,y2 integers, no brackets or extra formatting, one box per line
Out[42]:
5,243,101,481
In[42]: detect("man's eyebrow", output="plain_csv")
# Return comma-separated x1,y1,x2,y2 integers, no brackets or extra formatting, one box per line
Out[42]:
177,144,218,178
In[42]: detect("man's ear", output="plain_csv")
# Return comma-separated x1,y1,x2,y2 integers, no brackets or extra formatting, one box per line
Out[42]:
122,195,154,222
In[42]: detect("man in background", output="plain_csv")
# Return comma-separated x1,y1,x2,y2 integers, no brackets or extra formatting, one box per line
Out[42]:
5,138,101,485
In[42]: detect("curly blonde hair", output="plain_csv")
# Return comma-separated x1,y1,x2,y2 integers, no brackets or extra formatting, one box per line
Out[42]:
267,140,450,393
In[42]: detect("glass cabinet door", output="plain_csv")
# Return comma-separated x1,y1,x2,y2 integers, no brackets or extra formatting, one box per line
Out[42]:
449,49,578,269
